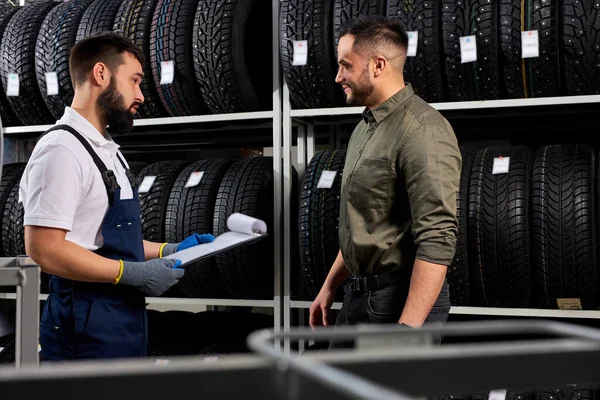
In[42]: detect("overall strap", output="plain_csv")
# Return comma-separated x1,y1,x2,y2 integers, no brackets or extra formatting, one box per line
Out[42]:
115,152,136,188
40,125,120,198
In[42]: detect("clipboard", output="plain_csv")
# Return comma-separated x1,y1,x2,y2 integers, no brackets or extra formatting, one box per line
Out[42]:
162,213,268,267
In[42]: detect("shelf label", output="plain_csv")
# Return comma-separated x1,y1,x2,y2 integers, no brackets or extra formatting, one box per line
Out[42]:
492,157,510,175
45,72,59,96
407,31,418,57
155,359,170,365
557,298,582,310
138,176,156,193
292,40,308,66
185,171,204,188
160,61,175,85
6,73,19,96
489,389,508,400
521,30,539,58
317,170,337,189
459,35,477,64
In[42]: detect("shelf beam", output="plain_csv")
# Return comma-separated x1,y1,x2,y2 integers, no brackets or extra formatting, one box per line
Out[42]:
289,94,600,118
3,111,275,135
289,301,600,319
0,293,275,308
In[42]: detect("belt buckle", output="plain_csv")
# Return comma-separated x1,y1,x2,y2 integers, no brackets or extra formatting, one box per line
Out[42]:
349,276,361,292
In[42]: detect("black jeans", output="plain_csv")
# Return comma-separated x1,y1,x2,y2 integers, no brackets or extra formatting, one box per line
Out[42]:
329,279,451,349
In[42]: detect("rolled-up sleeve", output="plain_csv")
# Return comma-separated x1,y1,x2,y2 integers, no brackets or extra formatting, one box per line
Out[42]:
399,123,461,265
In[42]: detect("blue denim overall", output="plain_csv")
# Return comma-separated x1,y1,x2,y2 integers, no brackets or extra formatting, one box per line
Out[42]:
38,125,147,360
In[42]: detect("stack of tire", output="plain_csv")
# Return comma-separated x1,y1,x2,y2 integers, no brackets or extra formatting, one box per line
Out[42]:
0,0,273,127
128,156,295,300
298,143,600,311
280,0,600,107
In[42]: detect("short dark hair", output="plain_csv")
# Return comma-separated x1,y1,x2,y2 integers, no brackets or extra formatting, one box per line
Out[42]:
69,32,144,87
338,15,409,57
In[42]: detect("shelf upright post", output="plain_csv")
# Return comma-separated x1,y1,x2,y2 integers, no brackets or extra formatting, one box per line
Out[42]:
272,0,283,350
283,82,293,354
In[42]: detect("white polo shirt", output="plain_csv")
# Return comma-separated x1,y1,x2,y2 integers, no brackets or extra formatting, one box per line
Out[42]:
19,107,134,251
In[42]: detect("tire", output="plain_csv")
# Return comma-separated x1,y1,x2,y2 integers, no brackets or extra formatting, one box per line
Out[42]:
333,0,386,55
150,0,210,117
113,0,168,119
298,150,345,298
563,0,600,95
0,336,14,364
135,160,190,242
76,0,124,42
442,0,500,101
0,6,21,127
468,145,533,308
126,161,148,177
499,0,560,98
537,386,595,400
387,0,446,102
531,144,597,310
280,0,344,108
35,0,95,120
213,157,275,299
1,164,26,258
194,0,272,113
165,159,234,298
447,147,475,306
1,1,58,126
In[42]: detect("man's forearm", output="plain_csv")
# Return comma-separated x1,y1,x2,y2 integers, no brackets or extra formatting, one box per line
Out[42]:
30,239,120,283
322,250,350,291
143,240,165,260
399,258,447,327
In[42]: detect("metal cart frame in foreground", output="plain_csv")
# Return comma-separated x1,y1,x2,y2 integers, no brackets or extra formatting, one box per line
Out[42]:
1,320,600,399
0,256,40,368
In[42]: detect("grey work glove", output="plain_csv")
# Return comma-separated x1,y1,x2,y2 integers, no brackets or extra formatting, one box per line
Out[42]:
118,258,183,297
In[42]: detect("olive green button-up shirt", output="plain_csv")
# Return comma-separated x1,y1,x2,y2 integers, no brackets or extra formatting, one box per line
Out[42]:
339,84,461,276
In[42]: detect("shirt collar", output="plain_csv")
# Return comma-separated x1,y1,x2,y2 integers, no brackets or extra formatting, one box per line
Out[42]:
362,83,414,124
59,107,118,149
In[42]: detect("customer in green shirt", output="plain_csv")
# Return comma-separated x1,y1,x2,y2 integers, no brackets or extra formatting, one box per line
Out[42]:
309,15,461,345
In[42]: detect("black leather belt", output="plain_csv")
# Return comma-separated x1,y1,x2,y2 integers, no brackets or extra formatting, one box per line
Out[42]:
346,274,401,293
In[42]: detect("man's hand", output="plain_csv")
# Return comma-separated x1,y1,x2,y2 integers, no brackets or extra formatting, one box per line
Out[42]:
309,286,336,329
118,258,184,297
161,233,215,257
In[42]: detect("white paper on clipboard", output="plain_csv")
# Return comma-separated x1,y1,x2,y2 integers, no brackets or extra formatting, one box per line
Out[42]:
163,213,268,266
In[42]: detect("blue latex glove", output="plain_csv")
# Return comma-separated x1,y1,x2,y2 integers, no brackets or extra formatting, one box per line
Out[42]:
177,233,215,251
160,233,215,260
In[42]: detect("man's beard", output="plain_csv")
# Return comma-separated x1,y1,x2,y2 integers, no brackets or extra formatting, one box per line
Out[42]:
344,66,375,106
97,78,137,134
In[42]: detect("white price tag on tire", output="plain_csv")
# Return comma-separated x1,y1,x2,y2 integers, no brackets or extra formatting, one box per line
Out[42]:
407,31,418,57
492,157,510,175
292,40,308,66
521,30,539,58
459,35,477,63
138,176,156,193
6,73,19,96
160,61,175,85
45,72,59,96
489,389,508,400
317,170,337,189
184,171,204,188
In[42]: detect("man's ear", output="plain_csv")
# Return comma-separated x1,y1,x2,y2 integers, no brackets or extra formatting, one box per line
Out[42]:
373,56,386,78
91,62,109,87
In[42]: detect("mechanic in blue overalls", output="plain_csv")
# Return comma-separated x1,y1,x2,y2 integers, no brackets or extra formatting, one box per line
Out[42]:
19,32,212,361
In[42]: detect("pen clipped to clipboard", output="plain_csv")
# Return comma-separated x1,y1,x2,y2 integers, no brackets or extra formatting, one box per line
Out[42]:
163,213,268,267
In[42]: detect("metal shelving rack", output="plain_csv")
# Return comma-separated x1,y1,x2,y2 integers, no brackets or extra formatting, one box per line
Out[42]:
2,0,600,361
0,0,286,354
